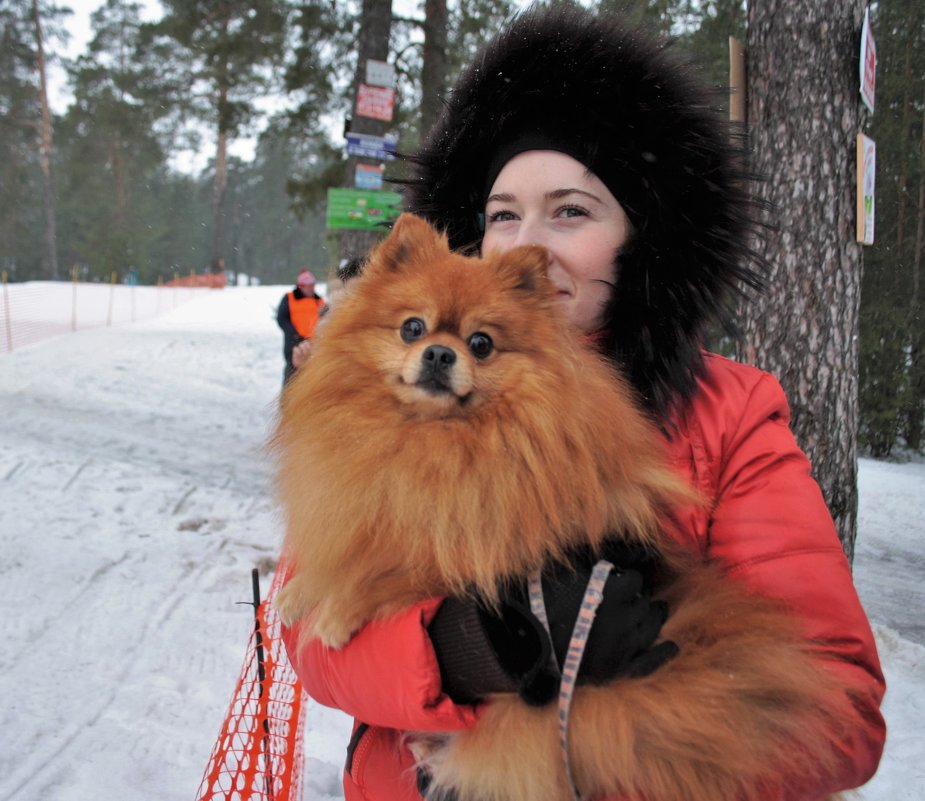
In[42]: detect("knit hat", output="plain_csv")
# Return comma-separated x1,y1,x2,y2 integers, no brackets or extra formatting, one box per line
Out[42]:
296,270,316,290
401,3,763,420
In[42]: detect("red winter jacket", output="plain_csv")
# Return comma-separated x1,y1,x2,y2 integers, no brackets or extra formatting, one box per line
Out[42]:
280,354,886,801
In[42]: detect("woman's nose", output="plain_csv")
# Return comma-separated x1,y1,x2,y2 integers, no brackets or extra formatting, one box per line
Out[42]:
513,218,544,248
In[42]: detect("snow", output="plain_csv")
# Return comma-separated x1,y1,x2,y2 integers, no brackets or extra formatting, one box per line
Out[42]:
0,285,921,801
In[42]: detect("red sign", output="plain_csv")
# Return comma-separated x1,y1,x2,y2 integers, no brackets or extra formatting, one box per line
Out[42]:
356,84,395,122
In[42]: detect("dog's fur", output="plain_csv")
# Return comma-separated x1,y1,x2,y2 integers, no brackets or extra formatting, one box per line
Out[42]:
274,214,854,801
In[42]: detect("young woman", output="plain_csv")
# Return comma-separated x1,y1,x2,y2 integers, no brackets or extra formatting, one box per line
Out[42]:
281,6,885,800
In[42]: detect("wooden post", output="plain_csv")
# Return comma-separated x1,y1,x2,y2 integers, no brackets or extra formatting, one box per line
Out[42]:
71,264,79,331
107,271,116,326
729,36,746,123
2,271,12,352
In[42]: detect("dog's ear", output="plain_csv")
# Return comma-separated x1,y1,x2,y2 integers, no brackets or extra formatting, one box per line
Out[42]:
494,245,550,295
369,213,449,274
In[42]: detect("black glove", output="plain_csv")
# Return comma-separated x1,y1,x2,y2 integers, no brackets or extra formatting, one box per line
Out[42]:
541,556,679,685
428,541,677,708
429,595,559,707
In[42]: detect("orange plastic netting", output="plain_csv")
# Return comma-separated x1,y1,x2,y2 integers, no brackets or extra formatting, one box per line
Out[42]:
196,567,307,801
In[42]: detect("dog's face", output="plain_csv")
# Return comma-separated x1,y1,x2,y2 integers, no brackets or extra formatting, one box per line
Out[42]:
327,214,566,420
393,311,488,406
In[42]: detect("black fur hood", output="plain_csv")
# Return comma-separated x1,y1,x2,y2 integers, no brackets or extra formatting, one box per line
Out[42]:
401,3,763,420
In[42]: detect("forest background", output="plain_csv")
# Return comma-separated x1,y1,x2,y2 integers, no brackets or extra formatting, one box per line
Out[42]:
1,0,923,458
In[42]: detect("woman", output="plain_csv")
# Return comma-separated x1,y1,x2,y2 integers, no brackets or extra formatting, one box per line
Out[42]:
281,5,885,800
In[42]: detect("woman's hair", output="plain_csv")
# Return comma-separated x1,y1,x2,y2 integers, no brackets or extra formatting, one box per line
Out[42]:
400,3,764,420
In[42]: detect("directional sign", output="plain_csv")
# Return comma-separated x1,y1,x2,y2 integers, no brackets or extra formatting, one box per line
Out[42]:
346,132,397,161
355,164,385,191
357,83,395,122
327,188,402,231
366,59,395,88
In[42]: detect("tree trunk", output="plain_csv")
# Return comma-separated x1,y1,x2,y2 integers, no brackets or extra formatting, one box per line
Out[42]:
340,0,393,263
905,100,925,450
114,0,128,233
31,0,59,281
112,140,127,229
895,33,914,253
420,0,448,137
212,120,228,273
740,1,866,562
211,12,231,275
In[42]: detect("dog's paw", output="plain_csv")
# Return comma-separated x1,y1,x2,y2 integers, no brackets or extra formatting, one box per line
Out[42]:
273,582,366,648
274,583,308,628
311,602,365,649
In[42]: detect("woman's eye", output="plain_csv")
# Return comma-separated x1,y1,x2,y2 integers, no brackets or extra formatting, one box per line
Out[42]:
487,210,517,223
558,205,589,219
467,332,494,359
400,317,426,342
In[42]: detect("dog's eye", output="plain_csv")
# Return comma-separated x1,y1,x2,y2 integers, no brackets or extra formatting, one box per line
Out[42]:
401,317,426,343
467,332,494,359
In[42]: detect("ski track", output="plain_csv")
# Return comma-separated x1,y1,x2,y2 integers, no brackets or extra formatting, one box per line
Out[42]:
0,289,286,801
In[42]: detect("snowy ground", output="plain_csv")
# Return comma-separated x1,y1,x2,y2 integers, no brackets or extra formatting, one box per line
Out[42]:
0,286,922,801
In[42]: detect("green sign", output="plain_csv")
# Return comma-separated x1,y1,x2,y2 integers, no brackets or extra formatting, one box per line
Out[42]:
326,188,402,231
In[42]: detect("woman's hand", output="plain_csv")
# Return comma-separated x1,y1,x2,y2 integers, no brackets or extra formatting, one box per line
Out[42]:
540,561,678,687
429,548,678,707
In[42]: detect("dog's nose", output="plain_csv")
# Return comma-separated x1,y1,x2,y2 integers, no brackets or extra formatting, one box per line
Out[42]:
422,345,456,372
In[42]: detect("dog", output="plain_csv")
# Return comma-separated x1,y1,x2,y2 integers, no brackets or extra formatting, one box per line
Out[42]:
273,213,854,801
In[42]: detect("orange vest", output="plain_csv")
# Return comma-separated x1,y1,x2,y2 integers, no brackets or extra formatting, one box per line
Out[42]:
288,292,323,338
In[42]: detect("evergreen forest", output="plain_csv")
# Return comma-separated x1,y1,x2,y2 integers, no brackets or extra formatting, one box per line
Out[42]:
1,0,922,455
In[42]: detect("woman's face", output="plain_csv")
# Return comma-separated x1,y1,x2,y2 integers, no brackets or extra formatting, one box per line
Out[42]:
482,150,631,333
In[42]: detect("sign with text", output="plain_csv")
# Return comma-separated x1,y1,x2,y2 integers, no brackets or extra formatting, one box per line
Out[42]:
326,188,402,231
860,7,876,113
345,132,397,161
856,133,875,245
366,59,395,88
356,84,395,122
355,163,385,191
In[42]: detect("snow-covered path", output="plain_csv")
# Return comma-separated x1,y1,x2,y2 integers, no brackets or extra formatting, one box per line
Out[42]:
856,458,925,646
0,286,921,801
0,288,287,800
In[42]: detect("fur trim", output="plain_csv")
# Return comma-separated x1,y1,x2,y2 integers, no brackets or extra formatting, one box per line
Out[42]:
400,3,764,419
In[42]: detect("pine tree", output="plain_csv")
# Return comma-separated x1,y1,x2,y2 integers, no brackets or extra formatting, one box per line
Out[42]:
339,0,394,263
145,0,289,273
0,1,44,279
419,0,447,137
861,0,925,455
740,1,868,561
55,0,169,282
30,0,60,279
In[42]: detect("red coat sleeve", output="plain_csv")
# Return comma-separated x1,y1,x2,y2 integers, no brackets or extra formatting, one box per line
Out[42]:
280,598,481,733
694,361,886,798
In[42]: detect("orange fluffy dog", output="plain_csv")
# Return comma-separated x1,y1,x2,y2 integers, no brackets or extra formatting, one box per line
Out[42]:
274,214,853,801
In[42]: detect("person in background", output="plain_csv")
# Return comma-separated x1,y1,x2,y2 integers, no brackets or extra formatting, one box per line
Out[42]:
276,269,327,386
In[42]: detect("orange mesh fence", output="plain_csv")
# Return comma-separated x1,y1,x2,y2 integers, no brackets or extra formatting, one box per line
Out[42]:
0,274,220,353
166,273,228,288
196,566,308,801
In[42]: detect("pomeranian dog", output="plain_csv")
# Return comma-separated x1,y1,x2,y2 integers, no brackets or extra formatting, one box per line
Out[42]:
273,213,854,801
